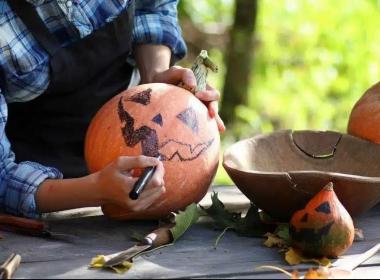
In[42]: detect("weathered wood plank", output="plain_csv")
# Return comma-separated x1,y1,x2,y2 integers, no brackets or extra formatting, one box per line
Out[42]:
0,186,379,279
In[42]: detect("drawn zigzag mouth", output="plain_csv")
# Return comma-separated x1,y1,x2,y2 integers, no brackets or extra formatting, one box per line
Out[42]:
158,139,214,161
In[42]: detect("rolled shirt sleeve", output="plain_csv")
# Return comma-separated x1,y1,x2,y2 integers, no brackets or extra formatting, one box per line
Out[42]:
0,93,62,218
133,0,187,61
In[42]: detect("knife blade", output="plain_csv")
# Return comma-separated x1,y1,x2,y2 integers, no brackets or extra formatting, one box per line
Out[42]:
104,225,173,267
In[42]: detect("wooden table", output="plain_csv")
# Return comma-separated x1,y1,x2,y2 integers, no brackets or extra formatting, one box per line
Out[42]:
1,186,380,279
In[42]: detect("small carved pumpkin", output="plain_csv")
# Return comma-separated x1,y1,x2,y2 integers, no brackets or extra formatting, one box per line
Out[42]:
290,182,355,258
85,83,220,220
348,81,380,143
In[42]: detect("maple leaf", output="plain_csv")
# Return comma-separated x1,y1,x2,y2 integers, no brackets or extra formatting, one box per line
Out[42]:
257,266,331,279
304,267,330,279
285,248,331,267
264,233,289,248
201,192,270,237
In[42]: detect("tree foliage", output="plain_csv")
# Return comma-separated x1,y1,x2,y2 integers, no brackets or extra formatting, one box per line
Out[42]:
179,0,380,184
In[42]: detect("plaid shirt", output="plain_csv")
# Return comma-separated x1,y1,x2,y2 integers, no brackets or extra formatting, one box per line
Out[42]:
0,0,186,217
0,94,63,218
0,0,186,102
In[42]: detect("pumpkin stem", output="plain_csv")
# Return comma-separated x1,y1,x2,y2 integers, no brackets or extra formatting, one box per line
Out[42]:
191,50,218,92
324,182,334,191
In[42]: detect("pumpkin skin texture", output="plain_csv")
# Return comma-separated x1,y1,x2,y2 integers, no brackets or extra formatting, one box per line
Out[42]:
85,83,220,220
348,82,380,143
290,182,355,258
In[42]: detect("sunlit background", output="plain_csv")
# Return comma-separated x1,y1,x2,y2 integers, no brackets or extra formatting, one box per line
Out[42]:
178,0,380,184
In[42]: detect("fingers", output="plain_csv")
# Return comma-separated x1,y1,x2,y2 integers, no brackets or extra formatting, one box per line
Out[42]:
179,67,197,89
194,84,225,132
114,156,159,171
209,102,226,132
195,90,220,102
126,162,166,211
129,185,166,212
215,113,226,133
145,161,165,191
195,84,220,102
155,66,197,90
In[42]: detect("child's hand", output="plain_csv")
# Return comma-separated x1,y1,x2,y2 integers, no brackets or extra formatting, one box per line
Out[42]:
94,156,165,211
150,66,226,133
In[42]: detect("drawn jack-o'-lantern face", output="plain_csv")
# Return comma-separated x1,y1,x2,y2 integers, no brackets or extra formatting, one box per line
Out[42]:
290,202,335,244
116,87,215,162
289,183,355,258
85,83,220,220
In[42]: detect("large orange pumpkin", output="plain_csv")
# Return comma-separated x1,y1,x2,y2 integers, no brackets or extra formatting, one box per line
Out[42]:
85,83,220,220
348,82,380,143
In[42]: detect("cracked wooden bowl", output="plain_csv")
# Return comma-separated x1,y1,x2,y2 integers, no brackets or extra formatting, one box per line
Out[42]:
223,130,380,221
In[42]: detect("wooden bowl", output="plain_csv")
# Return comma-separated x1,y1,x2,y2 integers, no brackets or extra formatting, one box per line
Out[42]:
223,130,380,221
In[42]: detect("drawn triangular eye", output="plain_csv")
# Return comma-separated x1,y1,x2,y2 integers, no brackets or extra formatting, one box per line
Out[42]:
128,88,152,105
152,113,163,127
315,202,331,214
177,107,199,134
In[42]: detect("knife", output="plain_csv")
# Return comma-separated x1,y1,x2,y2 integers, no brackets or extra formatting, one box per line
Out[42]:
0,254,21,280
0,214,76,241
0,214,49,237
104,225,173,267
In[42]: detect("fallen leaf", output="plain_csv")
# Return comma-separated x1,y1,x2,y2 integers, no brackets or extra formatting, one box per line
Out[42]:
275,224,291,243
170,203,200,242
90,255,133,274
202,192,270,237
291,271,301,279
264,233,288,248
285,248,331,267
257,265,331,279
304,267,330,279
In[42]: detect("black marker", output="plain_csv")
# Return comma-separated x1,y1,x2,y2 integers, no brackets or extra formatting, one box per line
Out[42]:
129,155,162,200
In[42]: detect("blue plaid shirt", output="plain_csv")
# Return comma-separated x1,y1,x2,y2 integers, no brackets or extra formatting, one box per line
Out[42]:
0,0,186,217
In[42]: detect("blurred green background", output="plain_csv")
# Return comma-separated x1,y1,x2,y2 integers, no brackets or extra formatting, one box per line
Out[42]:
177,0,380,185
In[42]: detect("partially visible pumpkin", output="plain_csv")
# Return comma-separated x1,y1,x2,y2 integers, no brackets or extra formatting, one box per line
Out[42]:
85,83,220,220
290,182,355,258
348,82,380,143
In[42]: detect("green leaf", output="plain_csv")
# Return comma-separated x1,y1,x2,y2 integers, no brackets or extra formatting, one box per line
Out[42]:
275,224,291,243
202,192,270,237
170,203,200,242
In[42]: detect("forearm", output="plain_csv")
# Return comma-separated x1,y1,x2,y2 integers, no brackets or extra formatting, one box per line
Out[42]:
35,174,102,213
134,44,172,84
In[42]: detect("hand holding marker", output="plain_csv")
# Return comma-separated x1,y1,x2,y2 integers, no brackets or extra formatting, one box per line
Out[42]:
129,155,163,200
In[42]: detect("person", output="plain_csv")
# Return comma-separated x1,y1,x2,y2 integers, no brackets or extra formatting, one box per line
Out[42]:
0,0,224,218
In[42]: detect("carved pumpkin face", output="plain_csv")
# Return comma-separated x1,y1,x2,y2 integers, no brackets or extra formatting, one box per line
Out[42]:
85,83,220,220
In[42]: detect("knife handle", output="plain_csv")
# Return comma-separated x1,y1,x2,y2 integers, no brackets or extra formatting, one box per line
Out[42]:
143,226,173,249
0,254,21,280
0,214,48,235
